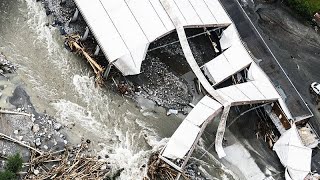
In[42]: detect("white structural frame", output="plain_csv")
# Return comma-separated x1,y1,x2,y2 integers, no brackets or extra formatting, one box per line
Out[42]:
72,0,311,176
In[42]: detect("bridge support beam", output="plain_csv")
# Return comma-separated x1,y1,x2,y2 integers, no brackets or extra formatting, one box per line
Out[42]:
94,45,100,56
71,8,79,22
81,26,89,41
103,63,113,79
215,104,231,158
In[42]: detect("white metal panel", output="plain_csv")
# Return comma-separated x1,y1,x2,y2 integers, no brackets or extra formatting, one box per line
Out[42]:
174,0,202,25
203,0,232,24
74,0,129,61
188,0,217,24
236,82,266,100
220,24,239,50
278,99,293,120
273,124,312,180
101,0,149,52
126,0,167,41
114,44,148,75
216,90,235,103
253,81,279,100
186,104,214,126
203,54,234,84
248,63,269,82
199,96,222,111
186,96,222,126
217,85,250,102
224,43,252,71
159,0,188,26
149,0,175,31
162,120,200,159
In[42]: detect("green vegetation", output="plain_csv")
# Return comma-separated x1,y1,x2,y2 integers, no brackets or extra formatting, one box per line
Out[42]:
0,171,16,180
0,153,23,180
286,0,320,18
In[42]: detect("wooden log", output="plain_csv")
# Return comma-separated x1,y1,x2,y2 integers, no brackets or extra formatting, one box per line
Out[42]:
0,133,43,155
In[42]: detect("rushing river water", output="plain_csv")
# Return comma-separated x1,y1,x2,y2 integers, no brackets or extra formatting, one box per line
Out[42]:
0,0,239,179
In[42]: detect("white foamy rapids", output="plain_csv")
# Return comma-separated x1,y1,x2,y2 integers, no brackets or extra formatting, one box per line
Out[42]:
24,0,69,72
51,99,111,136
71,75,165,179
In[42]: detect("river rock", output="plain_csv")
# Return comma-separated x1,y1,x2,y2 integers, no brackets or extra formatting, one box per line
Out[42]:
17,136,23,141
53,123,62,130
166,109,178,116
35,138,41,146
34,169,39,175
100,164,107,170
32,124,40,133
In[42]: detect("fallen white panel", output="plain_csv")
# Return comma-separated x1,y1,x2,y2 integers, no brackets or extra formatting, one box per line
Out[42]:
236,82,266,101
278,98,294,120
253,81,279,100
248,63,293,119
216,85,250,103
159,0,188,26
199,96,223,111
188,0,217,24
149,0,175,31
114,44,148,75
162,120,200,159
185,104,214,126
203,54,234,84
273,124,312,180
186,96,222,126
203,0,232,24
220,24,239,50
174,0,202,25
247,63,269,82
224,43,252,71
100,0,149,53
74,0,129,61
126,0,168,41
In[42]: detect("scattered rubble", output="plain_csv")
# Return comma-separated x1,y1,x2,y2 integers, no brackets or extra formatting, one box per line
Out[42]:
138,56,192,109
53,123,62,131
24,142,111,179
146,152,206,180
0,53,117,179
0,53,16,74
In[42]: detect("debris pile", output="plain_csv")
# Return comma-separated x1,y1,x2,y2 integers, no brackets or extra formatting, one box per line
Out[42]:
139,56,192,109
24,142,111,179
65,34,105,86
256,119,278,148
146,152,206,180
146,153,179,180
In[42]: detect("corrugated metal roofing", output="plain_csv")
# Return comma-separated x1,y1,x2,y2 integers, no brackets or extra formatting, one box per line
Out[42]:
162,96,222,159
74,0,231,75
203,42,252,85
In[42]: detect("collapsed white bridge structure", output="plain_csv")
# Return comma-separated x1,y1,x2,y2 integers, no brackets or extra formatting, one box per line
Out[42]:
72,0,313,179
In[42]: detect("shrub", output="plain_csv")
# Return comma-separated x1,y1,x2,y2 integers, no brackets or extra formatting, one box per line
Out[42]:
0,170,16,180
4,153,23,173
286,0,320,18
